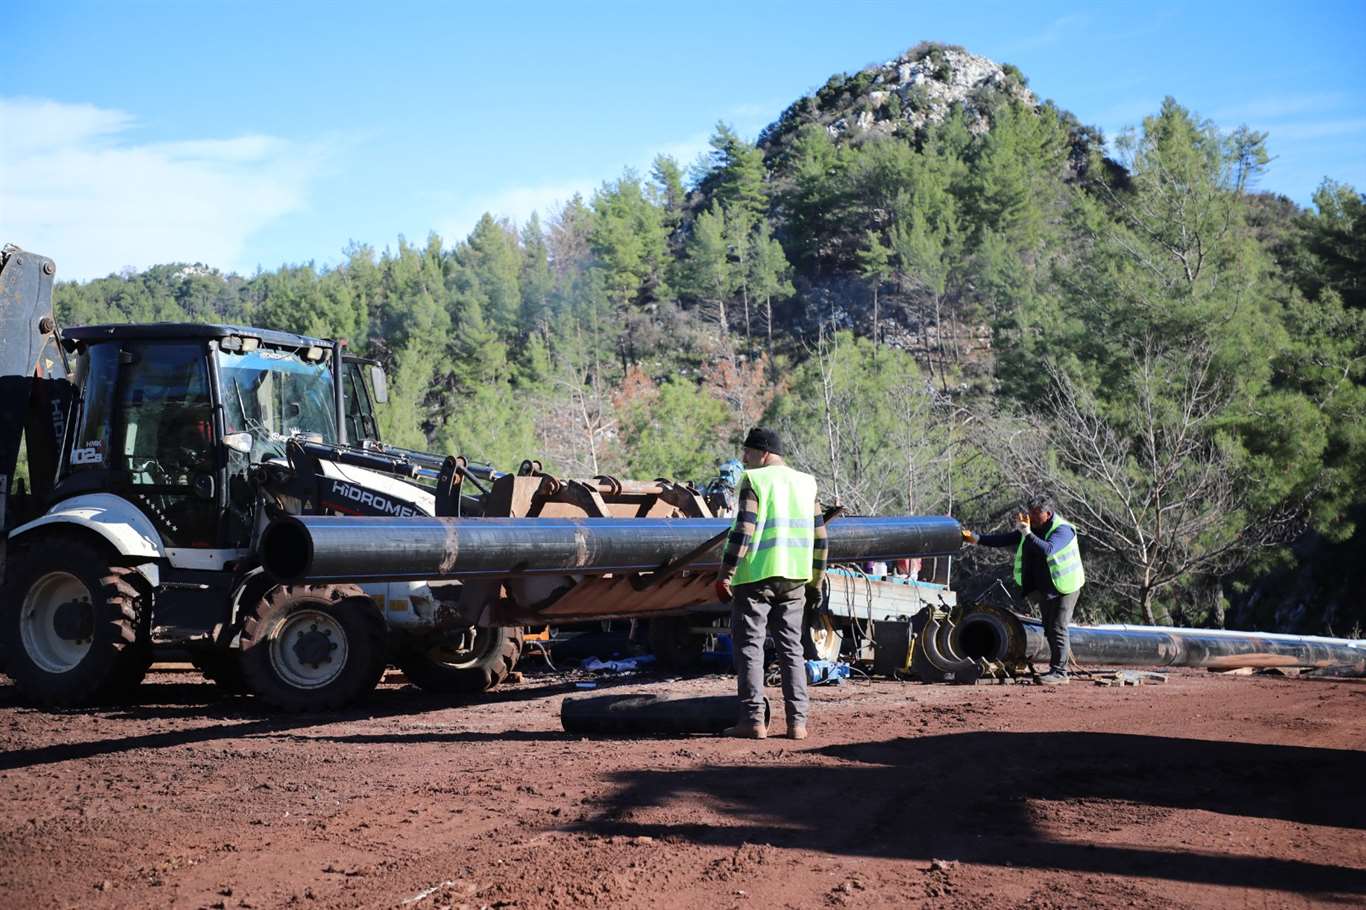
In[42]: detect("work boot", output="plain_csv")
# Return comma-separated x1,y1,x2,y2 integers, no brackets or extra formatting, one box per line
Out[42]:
785,722,808,741
722,720,768,739
1037,671,1070,686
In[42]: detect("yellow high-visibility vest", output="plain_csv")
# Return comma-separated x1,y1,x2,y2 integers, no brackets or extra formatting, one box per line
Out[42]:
1014,514,1085,595
732,464,818,585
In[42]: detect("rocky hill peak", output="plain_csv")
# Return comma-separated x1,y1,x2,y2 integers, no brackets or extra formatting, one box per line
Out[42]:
759,42,1036,151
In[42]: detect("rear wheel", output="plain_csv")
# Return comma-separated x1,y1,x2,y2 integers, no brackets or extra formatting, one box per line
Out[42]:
396,626,523,694
0,536,149,706
239,584,387,712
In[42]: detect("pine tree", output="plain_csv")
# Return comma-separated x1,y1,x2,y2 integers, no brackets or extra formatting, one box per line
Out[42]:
707,122,767,222
749,220,794,365
856,231,892,355
681,202,731,334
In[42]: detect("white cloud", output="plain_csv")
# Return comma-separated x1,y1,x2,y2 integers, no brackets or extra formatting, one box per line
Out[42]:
652,129,714,173
1086,98,1163,140
434,178,599,243
1262,118,1366,142
432,128,722,244
1211,92,1349,123
0,97,327,280
1005,14,1088,53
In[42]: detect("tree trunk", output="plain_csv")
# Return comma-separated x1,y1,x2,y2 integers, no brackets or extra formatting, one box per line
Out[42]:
765,295,775,380
742,287,752,360
933,294,948,391
872,284,880,360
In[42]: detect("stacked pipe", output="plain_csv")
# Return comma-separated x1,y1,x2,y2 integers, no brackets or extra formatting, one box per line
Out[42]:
930,603,1366,678
259,514,963,583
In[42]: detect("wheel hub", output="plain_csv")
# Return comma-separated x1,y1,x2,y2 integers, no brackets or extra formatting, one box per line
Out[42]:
20,571,95,674
428,626,496,668
292,624,337,667
268,608,350,690
52,599,95,642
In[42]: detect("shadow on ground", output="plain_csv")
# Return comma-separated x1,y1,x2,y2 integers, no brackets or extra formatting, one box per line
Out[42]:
579,731,1366,895
0,671,636,770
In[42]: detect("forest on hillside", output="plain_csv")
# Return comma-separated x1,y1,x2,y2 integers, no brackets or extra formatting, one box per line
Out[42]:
51,45,1366,636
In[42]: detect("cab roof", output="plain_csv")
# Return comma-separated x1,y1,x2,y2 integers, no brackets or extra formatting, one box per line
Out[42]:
63,322,331,350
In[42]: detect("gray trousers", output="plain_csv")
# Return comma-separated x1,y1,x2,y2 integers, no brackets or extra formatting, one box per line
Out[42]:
731,579,809,726
1027,590,1080,673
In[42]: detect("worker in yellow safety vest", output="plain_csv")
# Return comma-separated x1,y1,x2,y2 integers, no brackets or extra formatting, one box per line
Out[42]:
962,495,1085,685
714,427,828,739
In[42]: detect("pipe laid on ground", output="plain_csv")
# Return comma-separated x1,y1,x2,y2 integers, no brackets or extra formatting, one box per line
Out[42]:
259,514,963,583
561,693,768,735
950,604,1366,674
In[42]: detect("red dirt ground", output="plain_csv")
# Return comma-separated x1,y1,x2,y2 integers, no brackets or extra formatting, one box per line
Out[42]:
0,665,1362,909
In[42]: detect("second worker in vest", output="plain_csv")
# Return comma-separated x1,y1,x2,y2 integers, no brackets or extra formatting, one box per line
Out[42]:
713,427,827,740
962,496,1086,685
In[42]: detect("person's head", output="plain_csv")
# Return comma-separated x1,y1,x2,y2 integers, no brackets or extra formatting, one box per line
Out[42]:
741,426,784,468
1026,495,1054,530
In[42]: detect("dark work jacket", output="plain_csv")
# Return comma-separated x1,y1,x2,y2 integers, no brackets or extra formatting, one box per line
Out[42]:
978,522,1077,597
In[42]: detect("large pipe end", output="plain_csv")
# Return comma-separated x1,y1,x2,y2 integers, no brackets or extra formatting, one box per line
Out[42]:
260,516,314,581
950,606,1029,665
955,614,1008,660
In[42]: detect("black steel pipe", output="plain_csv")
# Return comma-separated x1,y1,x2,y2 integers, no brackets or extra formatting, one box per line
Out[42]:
260,514,963,583
560,693,769,735
952,606,1366,674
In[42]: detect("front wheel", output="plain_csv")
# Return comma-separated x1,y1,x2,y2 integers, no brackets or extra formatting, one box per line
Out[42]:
396,626,523,694
239,585,387,712
0,536,149,706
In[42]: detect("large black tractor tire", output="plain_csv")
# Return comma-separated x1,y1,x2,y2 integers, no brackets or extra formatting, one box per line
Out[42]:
0,536,150,707
396,626,523,694
648,615,706,673
238,584,387,712
104,566,154,695
190,649,249,695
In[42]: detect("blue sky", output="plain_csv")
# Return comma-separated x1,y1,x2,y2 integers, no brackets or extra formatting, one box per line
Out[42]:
2,0,1363,281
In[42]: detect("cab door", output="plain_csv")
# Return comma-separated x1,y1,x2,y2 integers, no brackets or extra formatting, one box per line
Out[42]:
341,357,382,443
64,341,221,551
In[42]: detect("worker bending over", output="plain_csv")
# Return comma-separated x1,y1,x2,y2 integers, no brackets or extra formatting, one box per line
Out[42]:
962,496,1085,685
714,427,827,739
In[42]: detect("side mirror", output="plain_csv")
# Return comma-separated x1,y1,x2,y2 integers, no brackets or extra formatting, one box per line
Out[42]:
224,432,253,454
369,364,388,403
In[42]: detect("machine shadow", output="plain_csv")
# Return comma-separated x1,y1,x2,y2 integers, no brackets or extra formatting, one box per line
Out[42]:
0,672,625,770
578,730,1366,895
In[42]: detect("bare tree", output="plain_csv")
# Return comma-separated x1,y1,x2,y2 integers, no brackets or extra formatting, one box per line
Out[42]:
777,329,955,517
534,345,619,478
986,337,1302,624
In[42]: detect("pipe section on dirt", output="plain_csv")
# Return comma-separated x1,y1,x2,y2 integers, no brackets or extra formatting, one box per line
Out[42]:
949,604,1366,675
260,514,963,583
561,693,769,735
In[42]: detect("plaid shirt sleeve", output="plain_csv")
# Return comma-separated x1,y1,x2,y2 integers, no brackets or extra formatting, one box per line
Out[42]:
811,498,828,582
718,480,758,583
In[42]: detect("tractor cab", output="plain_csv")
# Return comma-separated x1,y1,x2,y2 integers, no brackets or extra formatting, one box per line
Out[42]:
57,325,341,551
340,353,386,445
